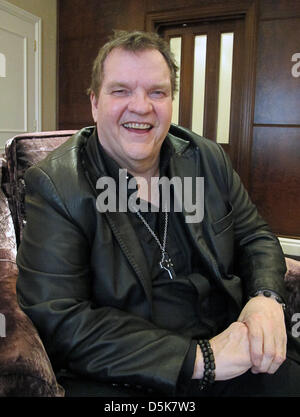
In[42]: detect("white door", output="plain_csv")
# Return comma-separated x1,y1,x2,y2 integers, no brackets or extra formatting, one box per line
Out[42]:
0,0,41,150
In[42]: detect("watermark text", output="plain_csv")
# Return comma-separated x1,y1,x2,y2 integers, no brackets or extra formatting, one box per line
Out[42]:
0,313,6,337
96,169,204,223
291,53,300,78
291,313,300,338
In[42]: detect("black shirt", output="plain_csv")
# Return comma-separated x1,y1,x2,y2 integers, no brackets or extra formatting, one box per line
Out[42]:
97,136,231,393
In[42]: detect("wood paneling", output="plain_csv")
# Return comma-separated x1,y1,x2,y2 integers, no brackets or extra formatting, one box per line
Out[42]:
250,0,300,238
251,127,300,237
58,0,145,130
58,0,300,238
259,0,300,19
254,18,300,125
58,0,255,133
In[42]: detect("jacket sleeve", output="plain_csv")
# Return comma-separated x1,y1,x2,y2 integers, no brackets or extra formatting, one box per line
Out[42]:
16,165,192,396
219,146,287,302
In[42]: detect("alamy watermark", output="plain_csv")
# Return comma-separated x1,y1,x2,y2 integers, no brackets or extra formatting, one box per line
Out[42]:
291,313,300,338
95,169,204,223
291,53,300,78
0,313,6,338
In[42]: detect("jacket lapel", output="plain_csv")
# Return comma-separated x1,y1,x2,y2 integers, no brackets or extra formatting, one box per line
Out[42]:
169,135,242,310
104,210,153,303
168,137,225,284
82,129,153,304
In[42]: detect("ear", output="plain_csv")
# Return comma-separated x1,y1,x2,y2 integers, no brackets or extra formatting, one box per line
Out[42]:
90,92,99,123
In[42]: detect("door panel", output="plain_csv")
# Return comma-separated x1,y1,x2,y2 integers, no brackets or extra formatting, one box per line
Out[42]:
254,18,300,125
0,4,39,150
251,126,300,237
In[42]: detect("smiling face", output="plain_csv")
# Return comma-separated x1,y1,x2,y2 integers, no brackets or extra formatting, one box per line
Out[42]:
90,47,173,175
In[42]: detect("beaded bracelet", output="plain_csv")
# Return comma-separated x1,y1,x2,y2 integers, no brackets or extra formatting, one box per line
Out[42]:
198,339,216,391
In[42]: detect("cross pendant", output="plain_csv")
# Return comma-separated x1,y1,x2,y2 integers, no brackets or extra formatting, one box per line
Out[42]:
159,252,176,280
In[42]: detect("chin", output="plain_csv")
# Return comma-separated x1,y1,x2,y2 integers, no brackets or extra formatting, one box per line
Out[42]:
126,152,152,162
124,143,156,159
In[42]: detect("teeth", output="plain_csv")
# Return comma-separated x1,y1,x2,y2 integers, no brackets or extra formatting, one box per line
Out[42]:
123,122,152,129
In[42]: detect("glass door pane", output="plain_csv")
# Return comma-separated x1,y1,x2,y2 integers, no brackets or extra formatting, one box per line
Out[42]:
216,32,234,144
169,36,182,125
192,35,207,136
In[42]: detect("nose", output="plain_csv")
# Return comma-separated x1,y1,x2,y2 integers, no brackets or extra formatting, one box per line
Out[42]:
127,91,153,114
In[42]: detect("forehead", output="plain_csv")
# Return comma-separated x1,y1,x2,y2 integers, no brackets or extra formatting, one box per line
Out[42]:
102,47,171,86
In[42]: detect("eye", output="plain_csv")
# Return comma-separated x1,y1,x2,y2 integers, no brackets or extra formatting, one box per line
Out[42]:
150,90,165,98
111,89,129,96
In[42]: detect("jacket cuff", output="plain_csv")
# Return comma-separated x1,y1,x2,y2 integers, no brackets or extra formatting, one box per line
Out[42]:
248,288,286,310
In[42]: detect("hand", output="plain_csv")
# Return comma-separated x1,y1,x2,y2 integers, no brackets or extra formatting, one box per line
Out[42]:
193,322,252,380
209,322,252,380
238,295,287,374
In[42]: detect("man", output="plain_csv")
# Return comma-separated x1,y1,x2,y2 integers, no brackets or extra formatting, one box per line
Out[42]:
17,30,300,397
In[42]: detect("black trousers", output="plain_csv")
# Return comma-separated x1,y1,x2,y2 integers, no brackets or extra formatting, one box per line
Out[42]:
189,357,300,397
58,357,300,398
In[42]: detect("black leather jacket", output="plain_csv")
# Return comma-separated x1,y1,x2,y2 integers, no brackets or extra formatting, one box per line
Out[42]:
16,125,287,395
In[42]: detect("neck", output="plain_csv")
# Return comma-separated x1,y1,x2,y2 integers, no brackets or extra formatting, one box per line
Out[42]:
97,135,161,204
133,164,160,207
98,138,161,181
129,162,159,183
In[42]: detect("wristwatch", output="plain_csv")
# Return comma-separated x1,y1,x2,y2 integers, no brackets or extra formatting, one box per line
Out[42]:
249,289,286,311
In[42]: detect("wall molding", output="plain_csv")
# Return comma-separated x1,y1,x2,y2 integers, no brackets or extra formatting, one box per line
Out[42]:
279,237,300,257
0,0,40,23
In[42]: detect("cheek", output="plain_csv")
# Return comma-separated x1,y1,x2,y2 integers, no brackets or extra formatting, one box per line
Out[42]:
158,104,173,126
101,101,126,126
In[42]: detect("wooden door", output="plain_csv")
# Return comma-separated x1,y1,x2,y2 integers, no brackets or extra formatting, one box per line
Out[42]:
161,19,244,171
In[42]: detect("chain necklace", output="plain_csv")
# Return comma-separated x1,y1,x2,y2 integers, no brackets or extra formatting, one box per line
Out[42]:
135,208,176,280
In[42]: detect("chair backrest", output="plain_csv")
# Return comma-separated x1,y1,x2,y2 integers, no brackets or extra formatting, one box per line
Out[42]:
3,131,76,246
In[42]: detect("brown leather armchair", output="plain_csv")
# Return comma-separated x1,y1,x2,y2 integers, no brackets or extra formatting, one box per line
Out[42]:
0,130,299,396
0,131,75,397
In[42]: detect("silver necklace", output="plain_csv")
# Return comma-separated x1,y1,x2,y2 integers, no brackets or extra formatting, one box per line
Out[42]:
135,208,176,280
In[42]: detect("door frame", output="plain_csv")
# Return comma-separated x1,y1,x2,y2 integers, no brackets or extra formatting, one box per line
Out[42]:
145,0,258,190
0,0,42,138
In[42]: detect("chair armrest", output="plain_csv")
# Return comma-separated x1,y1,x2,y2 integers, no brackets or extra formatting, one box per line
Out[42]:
285,257,300,280
0,184,64,397
0,259,64,397
284,257,300,320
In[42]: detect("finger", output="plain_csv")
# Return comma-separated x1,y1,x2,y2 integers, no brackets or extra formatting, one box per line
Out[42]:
246,321,264,369
258,332,276,373
266,357,283,374
249,326,264,367
266,333,287,374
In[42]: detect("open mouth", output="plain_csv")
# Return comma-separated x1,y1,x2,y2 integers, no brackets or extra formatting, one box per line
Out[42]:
122,122,153,133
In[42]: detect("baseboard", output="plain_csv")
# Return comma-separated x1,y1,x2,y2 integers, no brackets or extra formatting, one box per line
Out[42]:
279,237,300,257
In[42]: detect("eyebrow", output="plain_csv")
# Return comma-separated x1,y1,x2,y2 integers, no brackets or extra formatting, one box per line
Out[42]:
105,81,171,91
149,83,171,91
105,82,130,90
